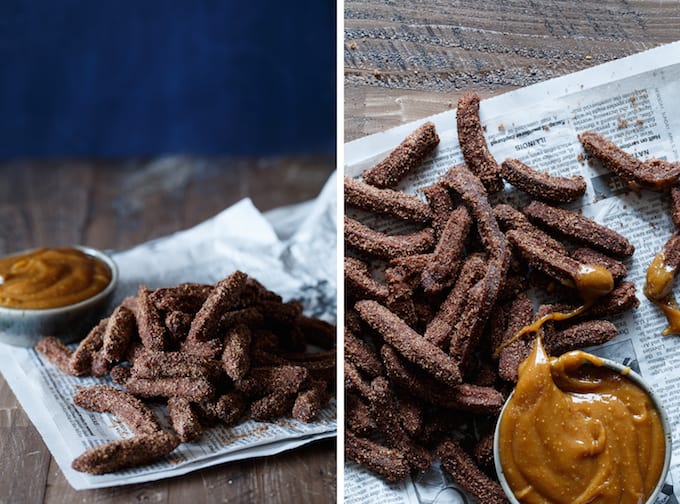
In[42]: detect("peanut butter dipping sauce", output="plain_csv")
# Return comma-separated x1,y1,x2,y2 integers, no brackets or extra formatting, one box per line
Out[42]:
0,247,111,309
498,338,666,504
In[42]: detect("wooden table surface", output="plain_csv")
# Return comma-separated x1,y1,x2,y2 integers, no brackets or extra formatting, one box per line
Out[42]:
345,0,679,141
0,156,336,503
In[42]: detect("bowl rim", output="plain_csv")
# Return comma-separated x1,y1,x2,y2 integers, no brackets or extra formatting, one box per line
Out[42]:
0,245,118,315
493,353,673,504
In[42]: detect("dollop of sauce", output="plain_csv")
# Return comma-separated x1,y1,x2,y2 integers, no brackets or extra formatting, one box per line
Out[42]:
643,250,680,335
498,337,666,504
0,247,111,309
573,264,615,303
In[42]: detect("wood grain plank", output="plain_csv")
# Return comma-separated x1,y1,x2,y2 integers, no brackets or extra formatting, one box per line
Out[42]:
344,0,678,140
0,383,51,504
0,156,335,503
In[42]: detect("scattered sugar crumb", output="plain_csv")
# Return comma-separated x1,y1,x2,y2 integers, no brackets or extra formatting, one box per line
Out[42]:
349,41,356,50
498,123,505,132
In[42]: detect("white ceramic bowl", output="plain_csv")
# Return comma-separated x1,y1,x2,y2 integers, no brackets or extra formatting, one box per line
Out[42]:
494,356,672,504
0,246,118,347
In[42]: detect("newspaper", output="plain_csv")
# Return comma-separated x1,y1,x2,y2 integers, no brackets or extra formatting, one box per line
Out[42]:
344,41,680,503
0,173,337,490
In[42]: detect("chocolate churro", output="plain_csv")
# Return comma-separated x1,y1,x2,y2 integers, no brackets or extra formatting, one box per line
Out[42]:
456,92,504,193
362,122,440,188
500,158,586,202
579,130,680,190
345,176,432,223
345,256,389,302
421,206,471,294
186,271,248,344
524,200,634,257
544,319,617,356
437,439,509,504
136,285,169,351
355,300,462,387
73,385,161,435
346,431,410,482
423,183,456,237
344,215,435,259
71,432,180,475
35,336,73,375
497,293,534,383
221,323,251,381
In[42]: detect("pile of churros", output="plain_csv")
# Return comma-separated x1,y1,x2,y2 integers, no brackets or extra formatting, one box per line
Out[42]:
36,271,336,475
344,92,643,500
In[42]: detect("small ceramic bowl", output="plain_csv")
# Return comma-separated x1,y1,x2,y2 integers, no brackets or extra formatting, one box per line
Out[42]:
0,246,118,347
494,356,672,504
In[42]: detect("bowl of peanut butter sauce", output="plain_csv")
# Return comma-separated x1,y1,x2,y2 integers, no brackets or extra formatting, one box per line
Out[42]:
494,336,671,504
0,246,118,347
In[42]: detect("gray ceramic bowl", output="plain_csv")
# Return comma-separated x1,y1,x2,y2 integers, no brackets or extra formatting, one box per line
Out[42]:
494,356,672,504
0,246,118,347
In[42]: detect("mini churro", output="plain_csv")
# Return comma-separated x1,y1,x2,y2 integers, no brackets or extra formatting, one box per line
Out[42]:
71,432,180,475
493,203,568,255
579,130,680,190
344,215,435,259
345,176,433,223
201,392,246,427
424,254,487,348
131,350,217,381
500,158,586,202
456,92,504,193
544,319,617,356
368,376,433,471
345,328,384,378
125,376,215,402
250,390,295,420
362,121,440,188
381,344,503,413
524,200,634,257
346,393,376,435
497,293,534,383
98,305,136,367
150,283,212,313
437,439,509,504
186,271,248,344
345,431,410,482
421,206,471,294
136,285,169,351
73,385,161,435
355,300,462,387
69,318,107,376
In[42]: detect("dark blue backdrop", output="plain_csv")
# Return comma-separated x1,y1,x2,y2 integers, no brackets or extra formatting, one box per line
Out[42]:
0,2,336,158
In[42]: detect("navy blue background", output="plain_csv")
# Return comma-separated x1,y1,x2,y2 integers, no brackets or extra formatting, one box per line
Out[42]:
0,2,336,158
